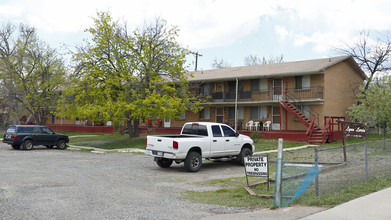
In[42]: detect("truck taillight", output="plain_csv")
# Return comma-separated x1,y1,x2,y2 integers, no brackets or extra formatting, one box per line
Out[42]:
13,135,17,140
173,141,178,149
146,138,148,148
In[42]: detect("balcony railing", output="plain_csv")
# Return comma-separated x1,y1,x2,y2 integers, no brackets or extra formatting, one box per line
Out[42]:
203,86,323,103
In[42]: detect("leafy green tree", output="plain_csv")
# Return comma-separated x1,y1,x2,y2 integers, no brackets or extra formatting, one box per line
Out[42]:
348,77,391,140
59,11,201,137
0,23,67,125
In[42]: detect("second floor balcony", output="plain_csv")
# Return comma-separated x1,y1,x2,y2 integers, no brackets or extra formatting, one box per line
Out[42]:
204,86,323,103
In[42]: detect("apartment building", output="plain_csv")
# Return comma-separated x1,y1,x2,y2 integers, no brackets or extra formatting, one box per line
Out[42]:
167,56,364,142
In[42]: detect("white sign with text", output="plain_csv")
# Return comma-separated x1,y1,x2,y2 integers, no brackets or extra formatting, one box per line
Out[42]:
244,156,268,177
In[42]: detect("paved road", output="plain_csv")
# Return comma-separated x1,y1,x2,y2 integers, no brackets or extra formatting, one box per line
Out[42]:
0,143,323,219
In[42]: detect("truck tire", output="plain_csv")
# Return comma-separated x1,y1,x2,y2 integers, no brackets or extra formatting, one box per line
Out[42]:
23,140,34,150
237,148,252,165
184,151,202,172
57,140,67,150
156,158,173,168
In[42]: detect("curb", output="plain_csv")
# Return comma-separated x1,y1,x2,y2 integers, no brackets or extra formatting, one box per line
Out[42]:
68,145,145,154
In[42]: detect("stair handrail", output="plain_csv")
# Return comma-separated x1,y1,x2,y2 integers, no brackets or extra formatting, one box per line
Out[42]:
320,116,332,144
306,117,316,137
284,90,320,126
322,116,332,135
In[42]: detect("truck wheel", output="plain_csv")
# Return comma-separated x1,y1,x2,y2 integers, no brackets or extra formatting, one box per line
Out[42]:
11,145,20,150
23,140,34,150
184,151,202,172
156,158,173,168
237,148,252,165
57,140,67,150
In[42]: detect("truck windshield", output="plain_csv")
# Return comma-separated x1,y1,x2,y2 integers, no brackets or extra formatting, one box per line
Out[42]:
182,124,208,136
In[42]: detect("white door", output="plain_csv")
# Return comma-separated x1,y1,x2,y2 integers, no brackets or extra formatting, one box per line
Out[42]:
272,106,281,130
210,125,226,156
221,125,241,156
164,118,171,128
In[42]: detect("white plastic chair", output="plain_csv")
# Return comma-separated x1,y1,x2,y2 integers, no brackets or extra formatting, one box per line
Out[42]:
245,120,254,130
263,121,271,131
254,121,259,131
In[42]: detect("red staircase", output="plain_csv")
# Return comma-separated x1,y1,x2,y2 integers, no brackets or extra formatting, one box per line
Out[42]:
280,100,329,145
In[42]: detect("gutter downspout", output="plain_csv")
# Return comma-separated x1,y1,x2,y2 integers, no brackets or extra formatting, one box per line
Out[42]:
235,78,238,130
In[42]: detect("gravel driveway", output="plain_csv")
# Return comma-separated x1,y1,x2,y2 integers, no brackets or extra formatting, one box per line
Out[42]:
0,143,324,219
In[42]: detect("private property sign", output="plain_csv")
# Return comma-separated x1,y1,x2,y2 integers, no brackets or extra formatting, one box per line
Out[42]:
244,156,268,177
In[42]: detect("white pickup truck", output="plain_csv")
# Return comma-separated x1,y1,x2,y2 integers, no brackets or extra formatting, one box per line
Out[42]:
145,122,255,172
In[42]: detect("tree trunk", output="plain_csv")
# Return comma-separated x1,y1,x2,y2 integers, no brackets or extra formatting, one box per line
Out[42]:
127,119,140,138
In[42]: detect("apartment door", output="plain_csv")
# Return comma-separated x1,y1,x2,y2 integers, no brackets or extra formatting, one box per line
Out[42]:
216,107,224,123
272,106,281,130
273,78,283,101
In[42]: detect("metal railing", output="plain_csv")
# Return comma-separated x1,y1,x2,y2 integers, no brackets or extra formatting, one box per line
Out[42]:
202,86,323,103
284,90,320,127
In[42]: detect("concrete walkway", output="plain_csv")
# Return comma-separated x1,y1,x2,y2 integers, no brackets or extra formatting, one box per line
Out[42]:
301,187,391,220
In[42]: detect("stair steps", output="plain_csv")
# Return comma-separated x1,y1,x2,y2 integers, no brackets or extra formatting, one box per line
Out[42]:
280,100,328,145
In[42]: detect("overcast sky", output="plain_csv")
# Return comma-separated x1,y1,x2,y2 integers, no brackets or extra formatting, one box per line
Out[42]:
0,0,390,71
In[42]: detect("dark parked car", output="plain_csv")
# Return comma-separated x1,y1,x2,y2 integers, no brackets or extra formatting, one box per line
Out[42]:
3,125,69,150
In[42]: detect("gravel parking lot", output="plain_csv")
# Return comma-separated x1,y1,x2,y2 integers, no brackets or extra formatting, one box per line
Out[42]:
0,143,324,219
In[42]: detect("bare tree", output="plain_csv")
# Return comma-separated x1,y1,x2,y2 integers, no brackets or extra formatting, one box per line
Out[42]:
335,30,391,93
244,54,284,66
211,57,231,69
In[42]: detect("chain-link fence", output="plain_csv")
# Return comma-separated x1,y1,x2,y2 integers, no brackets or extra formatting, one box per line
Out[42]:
314,140,391,196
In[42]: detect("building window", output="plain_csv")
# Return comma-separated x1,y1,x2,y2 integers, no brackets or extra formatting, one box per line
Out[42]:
199,107,210,120
228,107,244,120
250,106,268,119
260,79,268,92
251,79,259,92
199,83,210,95
295,75,310,90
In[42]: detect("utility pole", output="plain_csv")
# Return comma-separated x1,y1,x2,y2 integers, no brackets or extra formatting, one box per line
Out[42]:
191,51,202,71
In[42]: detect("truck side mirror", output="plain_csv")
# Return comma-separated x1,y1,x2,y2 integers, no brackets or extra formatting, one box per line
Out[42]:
235,132,239,137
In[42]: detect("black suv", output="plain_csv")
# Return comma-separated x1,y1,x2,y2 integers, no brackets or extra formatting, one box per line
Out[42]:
3,125,69,150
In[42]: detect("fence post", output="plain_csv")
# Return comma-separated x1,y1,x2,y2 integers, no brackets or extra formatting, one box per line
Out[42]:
365,142,368,183
314,147,319,197
384,139,386,151
274,138,284,207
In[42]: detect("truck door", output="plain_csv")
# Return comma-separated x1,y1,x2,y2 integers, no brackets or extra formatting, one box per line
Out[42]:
210,125,225,156
221,125,241,156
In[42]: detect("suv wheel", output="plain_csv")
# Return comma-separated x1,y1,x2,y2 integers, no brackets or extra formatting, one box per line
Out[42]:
23,140,34,150
57,140,67,150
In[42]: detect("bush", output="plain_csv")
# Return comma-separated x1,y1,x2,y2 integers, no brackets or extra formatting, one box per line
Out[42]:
250,132,261,142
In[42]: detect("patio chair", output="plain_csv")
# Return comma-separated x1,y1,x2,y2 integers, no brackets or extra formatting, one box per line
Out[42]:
245,120,254,130
254,121,260,131
263,121,271,131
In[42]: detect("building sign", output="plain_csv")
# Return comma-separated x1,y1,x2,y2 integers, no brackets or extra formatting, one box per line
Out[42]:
340,121,366,139
244,156,268,177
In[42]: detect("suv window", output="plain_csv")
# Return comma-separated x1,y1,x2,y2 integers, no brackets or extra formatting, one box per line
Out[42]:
33,127,41,133
41,127,53,134
6,126,16,133
18,127,33,133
